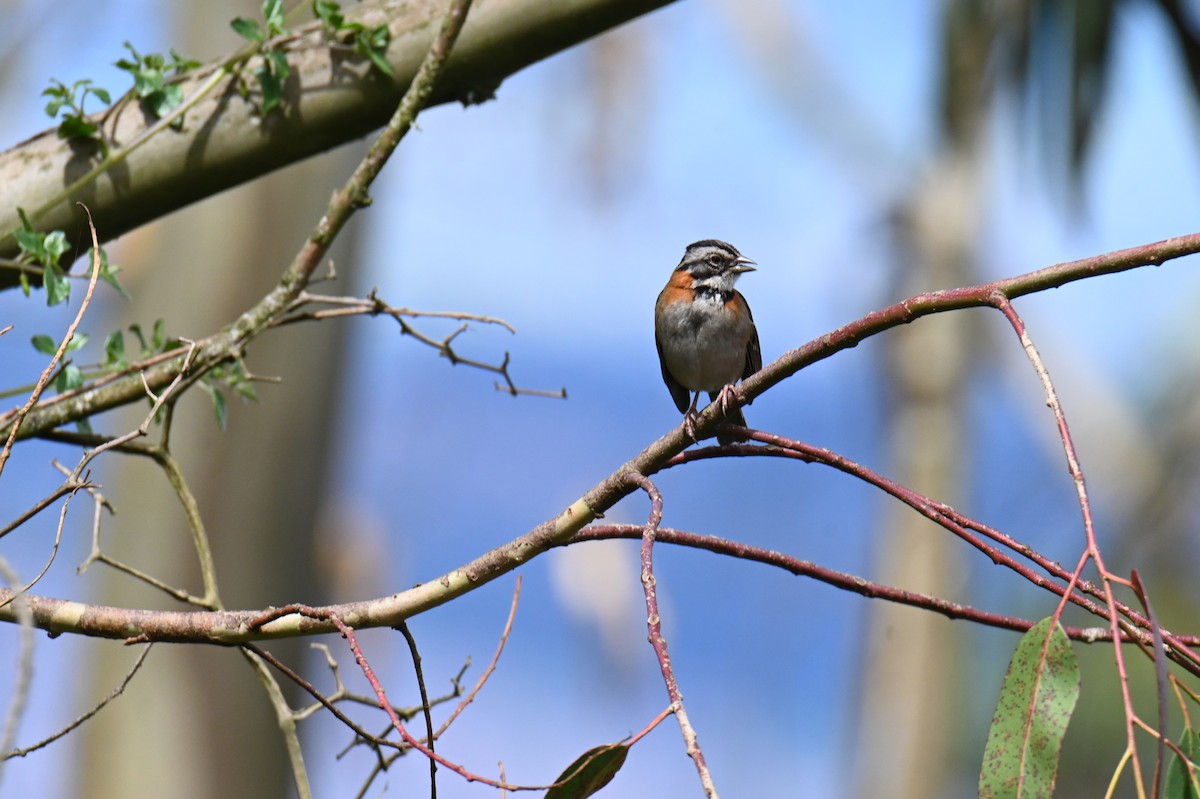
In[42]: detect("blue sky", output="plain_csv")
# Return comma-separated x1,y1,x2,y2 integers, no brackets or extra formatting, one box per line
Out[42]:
4,2,1200,797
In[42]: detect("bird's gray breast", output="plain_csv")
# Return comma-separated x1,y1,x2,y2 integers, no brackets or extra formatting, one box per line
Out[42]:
657,293,750,392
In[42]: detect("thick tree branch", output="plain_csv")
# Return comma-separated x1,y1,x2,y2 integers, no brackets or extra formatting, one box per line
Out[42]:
0,0,476,442
0,0,674,282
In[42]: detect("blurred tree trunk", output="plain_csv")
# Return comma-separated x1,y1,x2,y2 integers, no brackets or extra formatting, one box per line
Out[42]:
79,4,362,797
852,4,990,790
853,154,980,798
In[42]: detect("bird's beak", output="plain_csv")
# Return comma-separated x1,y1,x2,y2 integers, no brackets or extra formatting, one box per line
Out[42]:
734,256,756,273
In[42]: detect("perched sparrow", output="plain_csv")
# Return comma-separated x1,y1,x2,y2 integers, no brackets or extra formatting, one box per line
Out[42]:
654,239,761,445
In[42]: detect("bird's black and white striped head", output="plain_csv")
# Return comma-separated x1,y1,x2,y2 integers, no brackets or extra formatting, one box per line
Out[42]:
676,240,756,294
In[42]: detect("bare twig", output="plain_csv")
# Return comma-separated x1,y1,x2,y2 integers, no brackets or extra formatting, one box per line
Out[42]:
2,645,151,760
0,483,80,541
397,621,437,799
990,294,1145,788
672,436,1200,673
434,576,521,739
278,289,517,333
1130,571,1169,799
627,470,720,798
240,647,312,799
571,525,1123,643
251,605,528,790
246,643,395,755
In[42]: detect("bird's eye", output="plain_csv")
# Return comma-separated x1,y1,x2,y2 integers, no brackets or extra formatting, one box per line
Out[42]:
707,253,722,267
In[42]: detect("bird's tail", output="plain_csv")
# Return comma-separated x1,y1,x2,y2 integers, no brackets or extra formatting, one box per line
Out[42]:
709,391,750,446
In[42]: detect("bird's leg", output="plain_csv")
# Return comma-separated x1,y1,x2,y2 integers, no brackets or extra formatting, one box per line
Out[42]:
714,383,741,418
683,392,701,442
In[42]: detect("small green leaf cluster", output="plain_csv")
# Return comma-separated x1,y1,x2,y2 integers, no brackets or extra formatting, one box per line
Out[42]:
11,209,126,305
41,78,111,151
114,42,201,129
199,361,259,430
42,42,200,149
231,0,292,114
25,320,168,433
30,331,90,432
106,319,171,371
313,0,395,77
23,318,258,433
14,209,70,302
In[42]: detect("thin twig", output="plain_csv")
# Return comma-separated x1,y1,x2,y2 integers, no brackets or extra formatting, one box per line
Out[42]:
1130,571,1168,799
240,647,312,799
278,290,517,333
990,294,1145,790
627,470,720,798
571,525,1124,643
398,621,437,799
673,437,1200,672
2,645,152,759
246,643,395,753
435,575,521,738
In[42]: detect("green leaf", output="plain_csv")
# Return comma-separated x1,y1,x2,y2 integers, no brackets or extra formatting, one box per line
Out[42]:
75,416,94,435
313,0,344,28
14,229,44,257
44,263,70,306
201,383,229,430
359,27,394,77
87,247,132,300
19,272,31,297
232,379,259,403
154,83,186,120
169,49,201,74
364,47,394,77
364,24,390,50
101,264,132,300
30,334,58,355
262,0,286,32
544,743,629,799
134,69,166,98
43,95,67,117
267,48,290,78
256,66,283,113
55,365,84,394
56,116,99,140
42,231,69,266
128,322,148,353
231,17,264,41
103,330,127,367
151,318,166,352
91,86,112,105
64,333,88,352
1165,728,1200,799
979,617,1081,799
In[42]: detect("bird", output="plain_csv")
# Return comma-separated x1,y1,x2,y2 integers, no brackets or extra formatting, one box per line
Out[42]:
654,239,761,445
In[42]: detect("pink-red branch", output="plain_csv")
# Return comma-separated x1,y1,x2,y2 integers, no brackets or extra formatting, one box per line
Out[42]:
627,471,721,799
